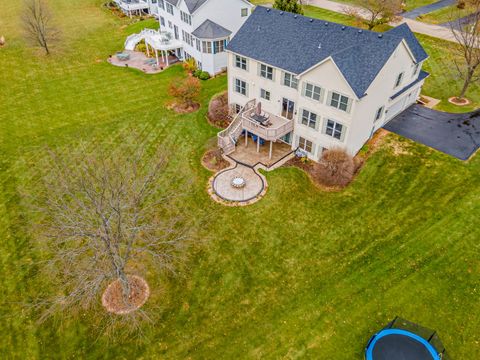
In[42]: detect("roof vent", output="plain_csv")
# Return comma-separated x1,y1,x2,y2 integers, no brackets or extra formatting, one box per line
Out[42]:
266,8,270,12
378,34,383,38
280,11,284,15
309,18,314,22
318,42,322,49
324,22,328,26
342,26,346,30
294,14,298,18
358,29,363,33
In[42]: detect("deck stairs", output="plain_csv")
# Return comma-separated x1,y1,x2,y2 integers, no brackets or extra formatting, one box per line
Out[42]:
218,99,255,155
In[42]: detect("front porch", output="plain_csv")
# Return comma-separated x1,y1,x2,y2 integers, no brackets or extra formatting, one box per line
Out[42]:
229,134,293,167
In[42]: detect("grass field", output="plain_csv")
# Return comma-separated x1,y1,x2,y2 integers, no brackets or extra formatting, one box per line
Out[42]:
418,4,476,25
1,1,480,359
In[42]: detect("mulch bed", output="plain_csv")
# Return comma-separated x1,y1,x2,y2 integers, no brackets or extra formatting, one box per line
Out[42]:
202,148,230,172
102,275,150,315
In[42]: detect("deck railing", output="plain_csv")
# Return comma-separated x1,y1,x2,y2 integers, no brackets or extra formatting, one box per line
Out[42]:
242,116,293,141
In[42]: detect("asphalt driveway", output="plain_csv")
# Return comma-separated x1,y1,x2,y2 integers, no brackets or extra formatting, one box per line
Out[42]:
384,105,480,160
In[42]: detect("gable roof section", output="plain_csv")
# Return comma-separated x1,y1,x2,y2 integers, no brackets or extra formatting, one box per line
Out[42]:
165,0,180,6
183,0,208,13
227,7,428,98
386,23,428,63
192,19,232,39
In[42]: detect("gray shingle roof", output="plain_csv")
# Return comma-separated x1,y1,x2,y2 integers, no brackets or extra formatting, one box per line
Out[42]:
386,23,429,63
227,7,428,98
192,19,232,39
165,0,180,6
184,0,208,13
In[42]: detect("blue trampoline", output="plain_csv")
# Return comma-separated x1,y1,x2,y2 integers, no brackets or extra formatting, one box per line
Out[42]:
365,317,449,360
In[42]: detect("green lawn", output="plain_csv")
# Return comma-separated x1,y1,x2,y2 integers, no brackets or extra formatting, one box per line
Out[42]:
418,4,476,24
1,1,480,359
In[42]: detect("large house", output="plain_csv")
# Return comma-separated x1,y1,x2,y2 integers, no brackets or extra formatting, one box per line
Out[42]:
219,7,429,161
154,0,254,74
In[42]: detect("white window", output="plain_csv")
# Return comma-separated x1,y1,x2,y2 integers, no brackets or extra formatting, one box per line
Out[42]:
166,3,174,15
283,72,298,89
259,64,274,80
213,40,225,54
395,72,404,88
241,8,248,17
197,61,202,70
158,0,165,10
329,91,351,112
235,78,247,96
202,41,212,54
301,109,318,129
260,89,270,101
374,106,384,121
303,83,322,101
412,63,420,77
180,11,192,25
196,39,201,51
235,55,247,70
234,104,242,113
325,119,344,140
299,137,313,153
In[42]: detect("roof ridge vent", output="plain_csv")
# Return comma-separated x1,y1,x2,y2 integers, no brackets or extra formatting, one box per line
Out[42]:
318,42,322,49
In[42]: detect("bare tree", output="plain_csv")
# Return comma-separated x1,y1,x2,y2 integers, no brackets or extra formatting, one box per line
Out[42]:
32,141,191,330
22,0,58,54
449,2,480,100
346,0,402,30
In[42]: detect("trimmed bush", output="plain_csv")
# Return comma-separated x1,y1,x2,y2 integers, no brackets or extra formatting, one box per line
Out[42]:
198,71,210,80
313,148,355,187
193,69,202,78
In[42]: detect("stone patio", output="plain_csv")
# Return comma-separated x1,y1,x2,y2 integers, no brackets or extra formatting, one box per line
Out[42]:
108,50,179,74
229,135,293,168
212,163,265,204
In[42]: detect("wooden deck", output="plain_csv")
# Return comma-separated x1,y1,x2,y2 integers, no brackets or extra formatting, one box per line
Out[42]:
229,135,293,167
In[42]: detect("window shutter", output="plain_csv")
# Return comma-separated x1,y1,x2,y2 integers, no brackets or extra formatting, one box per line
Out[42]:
346,98,353,114
326,91,333,107
322,118,328,134
294,135,300,148
271,68,275,82
257,63,261,77
301,82,306,97
315,115,321,131
298,108,303,124
245,82,249,97
319,88,325,103
340,125,347,142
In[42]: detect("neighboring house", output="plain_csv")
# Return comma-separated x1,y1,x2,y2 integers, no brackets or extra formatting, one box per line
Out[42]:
114,0,159,17
219,6,429,161
153,0,254,74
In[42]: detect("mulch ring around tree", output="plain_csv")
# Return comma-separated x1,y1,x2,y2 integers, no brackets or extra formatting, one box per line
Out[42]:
201,148,230,172
448,97,471,106
102,275,150,315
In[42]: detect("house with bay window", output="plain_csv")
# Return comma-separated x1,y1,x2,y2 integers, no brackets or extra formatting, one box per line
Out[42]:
218,7,429,162
154,0,254,74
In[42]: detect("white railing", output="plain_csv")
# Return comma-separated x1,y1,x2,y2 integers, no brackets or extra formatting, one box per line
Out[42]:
242,116,293,141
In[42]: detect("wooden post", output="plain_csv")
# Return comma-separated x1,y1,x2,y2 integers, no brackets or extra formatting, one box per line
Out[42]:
269,141,273,159
245,131,248,147
146,42,150,57
166,51,170,66
155,49,159,66
257,136,260,153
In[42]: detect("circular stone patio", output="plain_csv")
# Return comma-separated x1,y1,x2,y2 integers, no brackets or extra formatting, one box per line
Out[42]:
211,164,265,204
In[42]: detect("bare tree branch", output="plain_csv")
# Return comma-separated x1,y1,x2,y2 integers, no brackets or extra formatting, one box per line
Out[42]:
21,0,59,54
345,0,402,30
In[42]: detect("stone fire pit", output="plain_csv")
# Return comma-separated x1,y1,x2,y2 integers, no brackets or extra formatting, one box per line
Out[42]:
231,176,246,188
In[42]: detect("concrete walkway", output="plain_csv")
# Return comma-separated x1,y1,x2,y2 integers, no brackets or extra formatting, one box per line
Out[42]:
308,0,462,43
402,0,455,19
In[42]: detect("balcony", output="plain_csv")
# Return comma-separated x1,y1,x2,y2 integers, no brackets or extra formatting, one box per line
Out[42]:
241,106,294,142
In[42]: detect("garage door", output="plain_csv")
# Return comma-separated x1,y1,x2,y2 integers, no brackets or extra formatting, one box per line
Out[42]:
385,97,407,122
